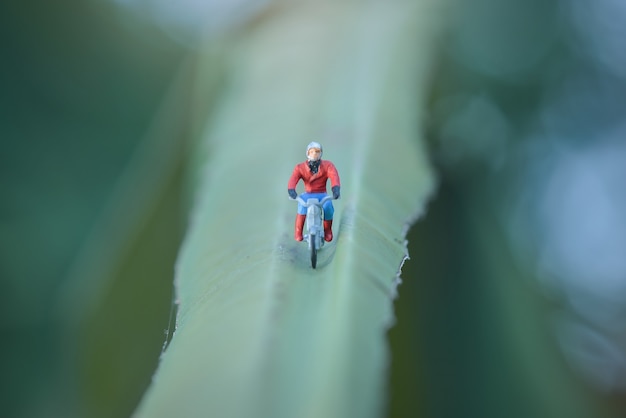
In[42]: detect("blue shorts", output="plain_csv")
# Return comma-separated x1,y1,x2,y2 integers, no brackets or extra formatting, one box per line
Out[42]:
297,193,334,220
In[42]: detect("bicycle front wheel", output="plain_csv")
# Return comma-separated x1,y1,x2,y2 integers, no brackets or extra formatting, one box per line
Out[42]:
310,234,317,269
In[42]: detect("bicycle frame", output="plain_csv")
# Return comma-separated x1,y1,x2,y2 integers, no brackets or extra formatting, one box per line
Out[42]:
291,195,334,268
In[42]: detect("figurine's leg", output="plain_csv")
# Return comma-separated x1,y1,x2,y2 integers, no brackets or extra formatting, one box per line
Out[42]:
322,200,334,242
294,214,306,241
295,195,308,241
323,220,333,242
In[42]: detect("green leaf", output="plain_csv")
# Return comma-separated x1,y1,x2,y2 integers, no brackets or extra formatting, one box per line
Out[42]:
134,3,442,417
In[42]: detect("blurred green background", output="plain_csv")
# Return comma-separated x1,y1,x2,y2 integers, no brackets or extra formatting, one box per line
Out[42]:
1,0,186,416
2,0,626,417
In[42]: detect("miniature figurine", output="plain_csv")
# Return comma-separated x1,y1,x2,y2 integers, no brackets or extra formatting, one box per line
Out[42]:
288,142,341,242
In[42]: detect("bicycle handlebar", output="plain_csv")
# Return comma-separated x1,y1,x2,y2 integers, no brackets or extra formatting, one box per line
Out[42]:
289,195,334,207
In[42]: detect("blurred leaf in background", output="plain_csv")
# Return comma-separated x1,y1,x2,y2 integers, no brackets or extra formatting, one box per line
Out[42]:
0,0,186,416
390,0,626,417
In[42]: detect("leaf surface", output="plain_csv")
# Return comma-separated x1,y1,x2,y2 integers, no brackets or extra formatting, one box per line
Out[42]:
135,2,443,417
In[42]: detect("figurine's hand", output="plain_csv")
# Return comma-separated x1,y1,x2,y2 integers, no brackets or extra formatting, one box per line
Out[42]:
288,189,297,199
332,186,340,199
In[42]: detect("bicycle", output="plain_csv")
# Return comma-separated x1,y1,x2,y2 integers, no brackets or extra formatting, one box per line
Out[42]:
290,195,334,269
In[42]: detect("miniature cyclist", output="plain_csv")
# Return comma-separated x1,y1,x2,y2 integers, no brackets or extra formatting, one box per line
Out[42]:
288,141,341,242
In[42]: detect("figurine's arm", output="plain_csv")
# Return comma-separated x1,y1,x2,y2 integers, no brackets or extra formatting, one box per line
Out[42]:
327,161,341,199
287,164,302,198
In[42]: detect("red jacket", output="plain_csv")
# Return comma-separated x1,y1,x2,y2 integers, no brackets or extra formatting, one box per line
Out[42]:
288,160,340,194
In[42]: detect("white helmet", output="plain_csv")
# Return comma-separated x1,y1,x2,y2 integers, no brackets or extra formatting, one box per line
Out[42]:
306,141,323,160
